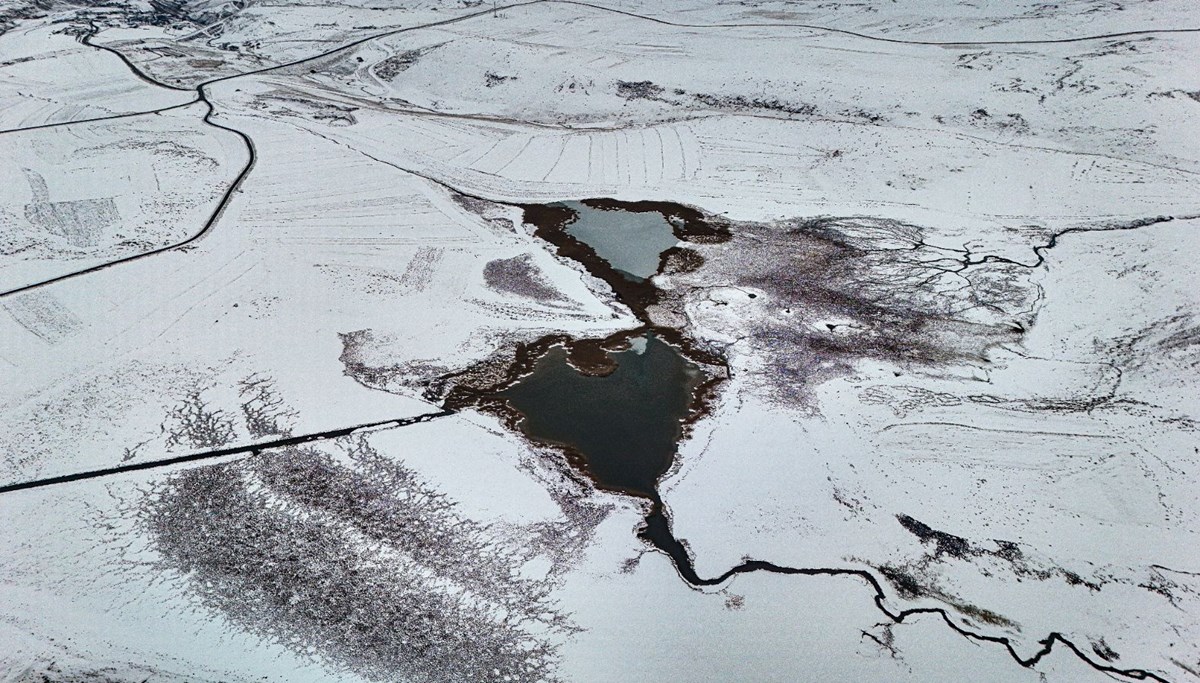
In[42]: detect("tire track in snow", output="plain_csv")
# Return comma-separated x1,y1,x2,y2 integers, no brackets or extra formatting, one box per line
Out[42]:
0,409,454,494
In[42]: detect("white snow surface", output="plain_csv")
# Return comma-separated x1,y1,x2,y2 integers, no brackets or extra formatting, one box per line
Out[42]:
0,1,1198,682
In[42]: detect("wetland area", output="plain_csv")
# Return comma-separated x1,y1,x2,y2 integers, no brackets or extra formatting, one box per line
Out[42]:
445,197,739,586
4,3,1195,680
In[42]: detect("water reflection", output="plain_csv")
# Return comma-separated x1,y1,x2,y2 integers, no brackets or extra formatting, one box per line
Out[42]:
499,334,701,497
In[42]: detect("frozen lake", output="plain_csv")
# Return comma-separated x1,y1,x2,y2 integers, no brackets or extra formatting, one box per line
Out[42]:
557,200,680,281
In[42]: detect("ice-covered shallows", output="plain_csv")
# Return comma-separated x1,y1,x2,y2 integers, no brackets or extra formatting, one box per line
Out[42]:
557,200,680,281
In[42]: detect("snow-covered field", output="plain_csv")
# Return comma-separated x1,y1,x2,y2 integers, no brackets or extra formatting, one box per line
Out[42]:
1,1,1198,681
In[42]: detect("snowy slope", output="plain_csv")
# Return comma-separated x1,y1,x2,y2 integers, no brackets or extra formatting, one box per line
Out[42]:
1,1,1197,682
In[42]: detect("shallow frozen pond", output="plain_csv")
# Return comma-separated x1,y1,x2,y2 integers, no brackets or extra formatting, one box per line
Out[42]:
557,200,680,281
